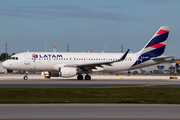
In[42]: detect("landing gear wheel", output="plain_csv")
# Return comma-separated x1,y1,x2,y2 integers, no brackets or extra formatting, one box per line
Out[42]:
85,75,91,80
77,74,83,80
23,71,28,80
23,76,28,80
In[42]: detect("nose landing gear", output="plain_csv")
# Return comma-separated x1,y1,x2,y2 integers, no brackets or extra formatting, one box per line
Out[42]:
23,71,28,80
23,76,28,80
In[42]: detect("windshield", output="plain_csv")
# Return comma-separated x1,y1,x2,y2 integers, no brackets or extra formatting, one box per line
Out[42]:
9,57,18,60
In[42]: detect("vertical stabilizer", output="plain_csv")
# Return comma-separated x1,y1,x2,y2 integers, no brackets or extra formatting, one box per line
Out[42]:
139,26,170,57
133,26,170,66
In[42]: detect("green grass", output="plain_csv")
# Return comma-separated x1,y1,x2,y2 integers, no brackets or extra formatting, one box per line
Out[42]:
0,88,180,104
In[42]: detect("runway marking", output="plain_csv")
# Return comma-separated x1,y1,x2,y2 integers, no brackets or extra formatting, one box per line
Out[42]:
96,84,168,88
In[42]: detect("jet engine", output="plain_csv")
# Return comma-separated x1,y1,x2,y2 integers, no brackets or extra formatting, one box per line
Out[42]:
50,67,77,78
60,67,77,77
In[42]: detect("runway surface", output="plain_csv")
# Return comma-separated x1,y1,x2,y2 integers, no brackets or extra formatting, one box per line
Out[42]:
0,104,180,120
1,74,180,119
0,74,180,88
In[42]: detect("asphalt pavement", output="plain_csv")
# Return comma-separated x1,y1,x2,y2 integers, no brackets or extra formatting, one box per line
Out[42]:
0,74,180,88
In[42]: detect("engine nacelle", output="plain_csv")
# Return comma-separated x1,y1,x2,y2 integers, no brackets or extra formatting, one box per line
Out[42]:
49,67,77,78
60,67,77,77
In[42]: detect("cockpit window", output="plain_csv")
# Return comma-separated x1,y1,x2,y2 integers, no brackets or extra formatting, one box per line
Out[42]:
9,57,18,60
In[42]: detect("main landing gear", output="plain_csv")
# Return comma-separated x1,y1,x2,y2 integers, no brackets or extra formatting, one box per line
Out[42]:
77,74,91,80
85,74,91,80
77,74,83,80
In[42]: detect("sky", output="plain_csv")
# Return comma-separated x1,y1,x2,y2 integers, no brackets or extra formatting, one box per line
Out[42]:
0,0,180,58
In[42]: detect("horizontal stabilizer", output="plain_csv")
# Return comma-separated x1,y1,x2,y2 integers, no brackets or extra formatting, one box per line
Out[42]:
152,55,174,62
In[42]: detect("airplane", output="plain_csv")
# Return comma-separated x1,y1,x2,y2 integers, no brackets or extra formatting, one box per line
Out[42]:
2,26,173,80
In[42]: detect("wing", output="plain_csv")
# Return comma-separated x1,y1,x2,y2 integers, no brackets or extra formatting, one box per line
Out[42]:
70,49,130,72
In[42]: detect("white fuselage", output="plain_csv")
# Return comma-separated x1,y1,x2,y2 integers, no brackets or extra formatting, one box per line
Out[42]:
2,52,161,72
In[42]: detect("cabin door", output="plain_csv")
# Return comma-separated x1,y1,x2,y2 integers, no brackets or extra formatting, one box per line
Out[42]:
24,54,30,65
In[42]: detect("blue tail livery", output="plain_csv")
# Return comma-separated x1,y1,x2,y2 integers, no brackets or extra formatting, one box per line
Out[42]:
132,26,170,67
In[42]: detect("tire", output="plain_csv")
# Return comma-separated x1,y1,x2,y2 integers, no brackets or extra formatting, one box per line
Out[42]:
77,74,83,80
85,75,91,80
23,76,28,80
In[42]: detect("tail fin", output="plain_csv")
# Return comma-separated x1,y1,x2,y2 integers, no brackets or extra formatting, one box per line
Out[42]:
132,26,170,67
139,26,170,57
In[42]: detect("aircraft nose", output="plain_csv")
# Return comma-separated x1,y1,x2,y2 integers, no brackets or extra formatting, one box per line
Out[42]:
2,61,8,68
